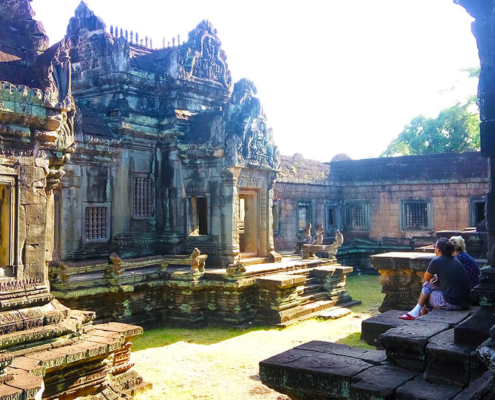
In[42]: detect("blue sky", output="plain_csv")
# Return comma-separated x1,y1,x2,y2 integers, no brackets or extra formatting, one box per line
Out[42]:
32,0,479,161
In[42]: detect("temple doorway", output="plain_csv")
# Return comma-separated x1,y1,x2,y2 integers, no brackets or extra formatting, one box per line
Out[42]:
239,191,259,258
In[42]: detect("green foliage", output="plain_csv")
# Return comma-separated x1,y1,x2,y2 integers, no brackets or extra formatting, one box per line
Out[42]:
382,96,481,156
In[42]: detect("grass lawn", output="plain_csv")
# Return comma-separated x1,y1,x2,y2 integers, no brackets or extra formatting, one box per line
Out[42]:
132,274,384,399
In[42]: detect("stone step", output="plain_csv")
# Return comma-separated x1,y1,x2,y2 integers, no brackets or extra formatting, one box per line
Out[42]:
424,329,486,387
318,307,352,320
299,290,329,304
302,282,324,294
240,257,267,267
260,339,494,400
452,371,494,400
275,300,360,328
362,309,477,348
396,375,463,399
380,321,451,372
455,306,495,347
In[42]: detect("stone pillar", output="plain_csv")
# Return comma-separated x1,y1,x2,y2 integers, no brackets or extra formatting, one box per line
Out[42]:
456,0,495,374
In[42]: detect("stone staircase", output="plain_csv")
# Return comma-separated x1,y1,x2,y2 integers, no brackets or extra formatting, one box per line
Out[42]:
255,266,360,327
260,308,495,399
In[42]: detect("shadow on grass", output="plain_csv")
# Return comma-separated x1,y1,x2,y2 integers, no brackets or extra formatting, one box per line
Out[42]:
335,332,374,349
133,325,276,352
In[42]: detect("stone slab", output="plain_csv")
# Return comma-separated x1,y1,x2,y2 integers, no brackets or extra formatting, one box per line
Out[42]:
350,364,418,400
295,341,387,365
94,322,143,338
396,376,462,400
417,309,475,328
361,310,411,347
256,274,306,288
454,306,495,347
318,308,351,320
380,321,450,372
424,329,478,387
260,349,373,399
452,371,494,400
0,384,22,400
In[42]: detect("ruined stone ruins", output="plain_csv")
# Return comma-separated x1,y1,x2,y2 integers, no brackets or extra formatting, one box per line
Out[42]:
2,0,494,397
0,0,151,398
260,1,495,399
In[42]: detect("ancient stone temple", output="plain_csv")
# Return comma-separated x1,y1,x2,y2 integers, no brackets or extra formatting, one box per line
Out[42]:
274,152,489,272
0,0,149,398
36,1,358,329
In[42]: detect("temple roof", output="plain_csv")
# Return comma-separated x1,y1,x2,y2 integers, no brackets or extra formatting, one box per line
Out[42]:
329,152,488,183
279,154,331,183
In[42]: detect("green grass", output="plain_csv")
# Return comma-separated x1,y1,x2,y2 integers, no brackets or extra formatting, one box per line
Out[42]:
133,274,384,352
335,332,374,349
133,325,274,352
345,274,384,316
334,274,384,349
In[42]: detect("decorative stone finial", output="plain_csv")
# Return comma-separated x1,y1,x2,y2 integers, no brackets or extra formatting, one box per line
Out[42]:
115,26,119,37
196,20,218,35
125,30,128,40
110,25,114,36
145,36,148,48
172,37,175,47
130,31,134,44
120,28,123,38
136,33,139,44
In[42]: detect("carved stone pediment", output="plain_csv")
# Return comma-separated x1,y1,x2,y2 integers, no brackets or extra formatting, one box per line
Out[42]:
177,20,232,90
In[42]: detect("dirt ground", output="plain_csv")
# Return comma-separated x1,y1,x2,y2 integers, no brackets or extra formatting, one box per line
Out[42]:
133,312,369,400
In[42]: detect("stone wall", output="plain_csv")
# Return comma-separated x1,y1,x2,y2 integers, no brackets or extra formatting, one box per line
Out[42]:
274,152,489,252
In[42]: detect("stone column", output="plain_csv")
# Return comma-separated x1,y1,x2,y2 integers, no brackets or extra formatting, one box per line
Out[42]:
456,0,495,373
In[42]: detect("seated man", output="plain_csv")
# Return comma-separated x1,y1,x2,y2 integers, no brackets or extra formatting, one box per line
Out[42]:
400,238,470,320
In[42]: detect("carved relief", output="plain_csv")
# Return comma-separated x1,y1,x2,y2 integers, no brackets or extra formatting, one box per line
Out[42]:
225,79,280,169
178,20,232,90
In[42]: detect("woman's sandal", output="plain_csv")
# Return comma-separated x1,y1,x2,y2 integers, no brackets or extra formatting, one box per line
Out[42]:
398,313,417,320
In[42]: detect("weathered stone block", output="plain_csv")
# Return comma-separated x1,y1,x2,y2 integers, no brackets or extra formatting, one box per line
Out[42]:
361,310,410,347
351,364,418,400
380,321,450,372
395,376,462,400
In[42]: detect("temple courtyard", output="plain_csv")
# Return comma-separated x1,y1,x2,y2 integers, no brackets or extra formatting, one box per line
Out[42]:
131,276,381,400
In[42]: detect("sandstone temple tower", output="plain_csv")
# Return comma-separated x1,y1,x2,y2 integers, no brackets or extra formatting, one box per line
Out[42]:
57,2,281,268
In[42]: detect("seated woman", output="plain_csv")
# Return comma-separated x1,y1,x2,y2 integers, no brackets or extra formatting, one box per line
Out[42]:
399,238,470,320
450,236,480,291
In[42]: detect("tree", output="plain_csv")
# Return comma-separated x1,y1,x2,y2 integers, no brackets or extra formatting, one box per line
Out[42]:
382,96,480,156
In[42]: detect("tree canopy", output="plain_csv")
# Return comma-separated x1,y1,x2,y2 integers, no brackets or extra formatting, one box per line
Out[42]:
381,97,480,157
382,68,481,157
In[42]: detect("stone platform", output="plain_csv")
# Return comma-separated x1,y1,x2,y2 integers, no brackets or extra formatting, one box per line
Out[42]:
0,289,151,400
260,308,495,399
51,254,357,328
